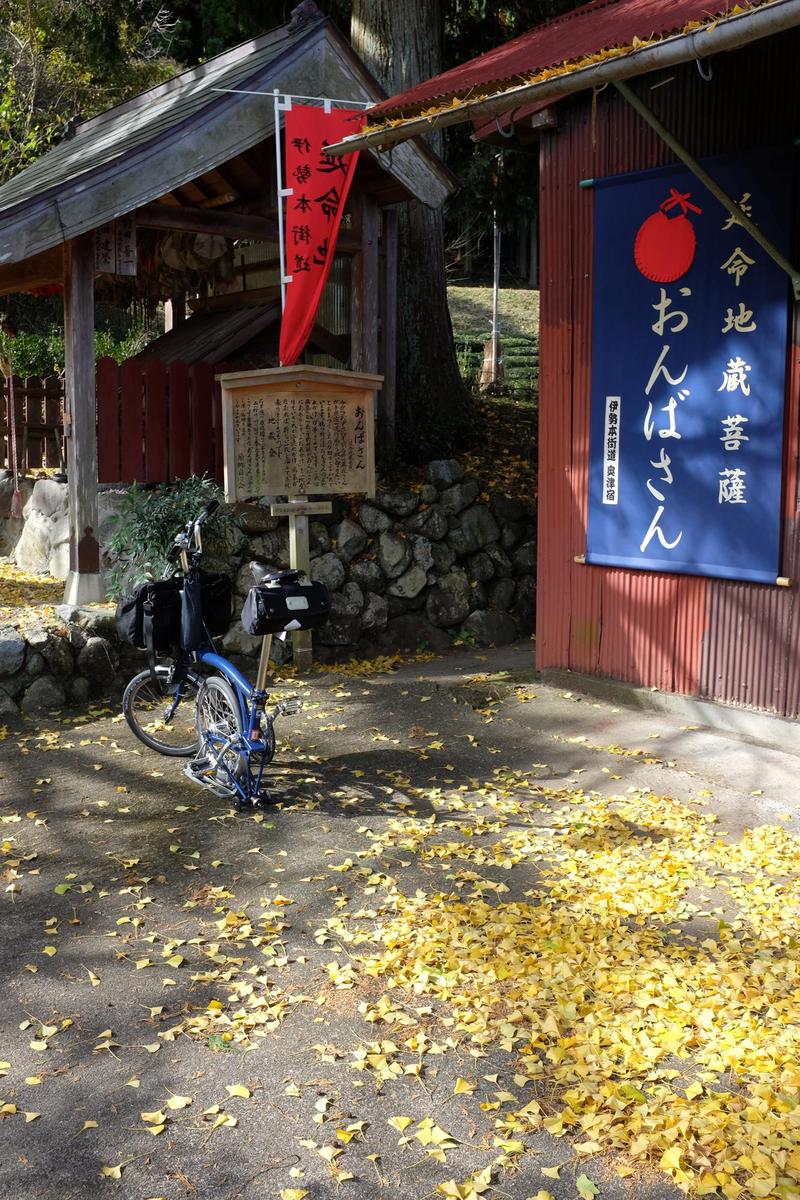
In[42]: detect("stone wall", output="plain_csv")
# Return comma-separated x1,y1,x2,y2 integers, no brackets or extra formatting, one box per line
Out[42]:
0,457,535,713
0,607,138,719
223,456,535,665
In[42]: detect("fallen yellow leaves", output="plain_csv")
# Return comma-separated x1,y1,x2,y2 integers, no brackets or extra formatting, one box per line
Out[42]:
355,784,800,1200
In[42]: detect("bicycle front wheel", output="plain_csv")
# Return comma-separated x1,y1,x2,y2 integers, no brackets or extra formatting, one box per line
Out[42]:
195,675,246,788
123,665,201,757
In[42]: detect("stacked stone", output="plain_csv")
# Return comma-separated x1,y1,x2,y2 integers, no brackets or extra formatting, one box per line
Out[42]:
0,609,126,717
223,457,536,664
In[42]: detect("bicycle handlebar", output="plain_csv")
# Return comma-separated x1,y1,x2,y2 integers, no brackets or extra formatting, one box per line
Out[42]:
196,499,220,527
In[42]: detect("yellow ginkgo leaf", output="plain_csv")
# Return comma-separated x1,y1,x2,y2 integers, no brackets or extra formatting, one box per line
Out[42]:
388,1115,413,1132
225,1084,250,1099
166,1094,192,1110
100,1164,123,1180
454,1077,475,1095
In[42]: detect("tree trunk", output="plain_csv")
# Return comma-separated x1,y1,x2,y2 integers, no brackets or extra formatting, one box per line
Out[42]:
351,0,471,464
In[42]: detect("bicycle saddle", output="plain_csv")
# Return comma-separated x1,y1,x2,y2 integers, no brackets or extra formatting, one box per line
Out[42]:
250,561,302,586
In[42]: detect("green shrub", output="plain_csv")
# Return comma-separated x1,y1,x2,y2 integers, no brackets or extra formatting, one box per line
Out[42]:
104,476,235,599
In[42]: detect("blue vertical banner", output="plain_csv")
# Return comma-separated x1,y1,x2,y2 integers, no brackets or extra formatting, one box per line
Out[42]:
586,149,793,583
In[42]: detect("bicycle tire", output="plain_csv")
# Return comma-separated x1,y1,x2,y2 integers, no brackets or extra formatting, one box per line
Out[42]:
195,675,246,788
123,665,201,757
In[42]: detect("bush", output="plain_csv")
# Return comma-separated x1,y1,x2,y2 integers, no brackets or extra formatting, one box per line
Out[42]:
104,476,235,599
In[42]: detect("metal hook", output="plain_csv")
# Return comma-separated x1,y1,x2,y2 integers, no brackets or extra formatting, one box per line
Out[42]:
691,31,713,80
495,114,515,139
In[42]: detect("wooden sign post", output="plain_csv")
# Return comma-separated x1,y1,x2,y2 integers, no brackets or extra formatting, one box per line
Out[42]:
218,365,382,671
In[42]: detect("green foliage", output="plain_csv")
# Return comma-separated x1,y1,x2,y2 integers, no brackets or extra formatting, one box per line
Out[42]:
0,1,178,183
104,476,235,598
0,322,158,376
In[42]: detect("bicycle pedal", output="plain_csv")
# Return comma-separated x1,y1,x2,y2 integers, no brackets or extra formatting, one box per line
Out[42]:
276,696,302,717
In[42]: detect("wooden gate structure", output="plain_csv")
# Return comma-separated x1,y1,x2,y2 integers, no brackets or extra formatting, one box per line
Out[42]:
0,0,453,601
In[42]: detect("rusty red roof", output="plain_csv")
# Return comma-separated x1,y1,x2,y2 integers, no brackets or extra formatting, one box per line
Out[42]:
368,0,778,120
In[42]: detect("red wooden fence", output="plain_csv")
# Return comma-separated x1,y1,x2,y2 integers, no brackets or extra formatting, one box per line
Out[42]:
96,358,230,485
2,359,230,485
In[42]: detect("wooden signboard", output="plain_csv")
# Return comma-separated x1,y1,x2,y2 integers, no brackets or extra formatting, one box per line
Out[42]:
93,217,137,276
218,366,381,502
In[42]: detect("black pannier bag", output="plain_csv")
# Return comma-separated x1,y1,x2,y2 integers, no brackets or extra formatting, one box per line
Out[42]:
181,572,233,649
115,578,182,654
241,580,330,636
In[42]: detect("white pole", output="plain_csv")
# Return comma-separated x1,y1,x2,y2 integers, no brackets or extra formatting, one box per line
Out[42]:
273,89,294,347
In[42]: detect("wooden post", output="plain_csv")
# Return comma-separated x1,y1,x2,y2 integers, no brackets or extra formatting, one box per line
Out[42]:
63,234,104,605
379,208,398,464
287,495,312,672
164,294,186,332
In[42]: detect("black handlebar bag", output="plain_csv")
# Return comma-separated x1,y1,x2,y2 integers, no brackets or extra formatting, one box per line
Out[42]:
242,581,330,636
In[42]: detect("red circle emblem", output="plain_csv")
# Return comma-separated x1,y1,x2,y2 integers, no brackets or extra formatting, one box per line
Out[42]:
634,189,702,283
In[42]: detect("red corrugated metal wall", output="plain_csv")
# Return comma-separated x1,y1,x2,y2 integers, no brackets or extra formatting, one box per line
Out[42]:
537,31,800,717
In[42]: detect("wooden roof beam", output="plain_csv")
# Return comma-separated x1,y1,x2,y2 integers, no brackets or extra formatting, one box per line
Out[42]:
136,203,278,241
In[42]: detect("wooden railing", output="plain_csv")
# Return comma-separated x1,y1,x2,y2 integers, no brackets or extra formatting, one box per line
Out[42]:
0,374,64,474
2,359,229,484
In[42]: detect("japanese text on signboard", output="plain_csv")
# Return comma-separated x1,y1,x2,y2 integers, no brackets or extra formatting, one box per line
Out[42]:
279,105,360,366
587,150,792,584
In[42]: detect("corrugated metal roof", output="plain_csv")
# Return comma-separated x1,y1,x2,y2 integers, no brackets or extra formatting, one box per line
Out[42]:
369,0,780,119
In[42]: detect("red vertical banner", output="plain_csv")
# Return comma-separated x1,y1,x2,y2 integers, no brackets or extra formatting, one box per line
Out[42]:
279,105,360,366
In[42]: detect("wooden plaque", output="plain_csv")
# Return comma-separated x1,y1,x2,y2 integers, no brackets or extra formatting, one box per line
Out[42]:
218,366,381,501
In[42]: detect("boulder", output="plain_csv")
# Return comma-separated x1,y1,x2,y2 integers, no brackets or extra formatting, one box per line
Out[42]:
411,535,434,573
427,459,464,487
332,518,367,563
20,676,66,712
0,476,34,555
426,571,471,628
386,613,452,653
501,522,526,551
67,676,91,705
485,542,513,577
232,501,279,535
459,504,500,552
460,609,519,647
373,490,419,518
348,559,385,595
310,521,331,553
310,552,345,593
441,479,480,515
378,531,411,580
513,575,537,629
405,504,448,541
420,483,438,504
387,564,428,600
489,578,516,612
466,551,494,583
0,626,26,676
336,581,365,616
222,622,262,658
41,632,74,676
490,493,526,523
77,636,118,692
513,540,537,574
361,591,389,632
430,542,456,575
359,502,392,534
316,605,362,646
72,605,117,640
0,687,20,719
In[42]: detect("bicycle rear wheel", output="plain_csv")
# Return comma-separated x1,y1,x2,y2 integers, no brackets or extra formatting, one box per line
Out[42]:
123,665,200,757
194,675,246,791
